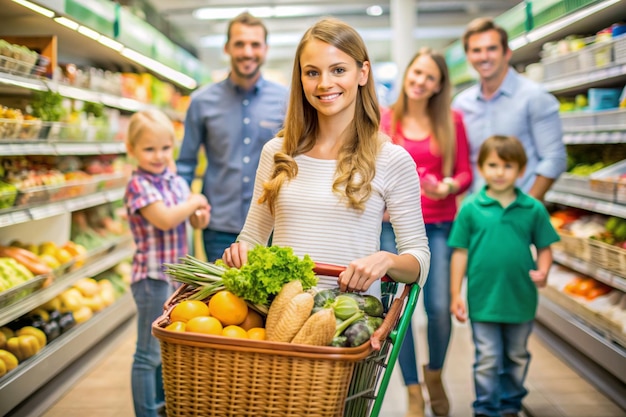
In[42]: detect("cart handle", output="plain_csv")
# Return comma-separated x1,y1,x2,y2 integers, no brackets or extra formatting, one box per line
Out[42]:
313,262,394,282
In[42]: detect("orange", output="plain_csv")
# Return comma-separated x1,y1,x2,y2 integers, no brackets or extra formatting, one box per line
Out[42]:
185,316,222,335
222,325,248,339
165,321,186,332
247,328,266,341
239,309,264,331
170,300,210,323
208,291,248,326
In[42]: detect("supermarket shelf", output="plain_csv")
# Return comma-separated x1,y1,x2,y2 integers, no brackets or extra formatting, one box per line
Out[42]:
0,237,134,327
509,0,626,65
536,296,626,408
0,187,125,228
545,190,626,218
554,250,626,292
563,131,626,144
542,63,626,94
0,291,136,417
0,141,125,156
0,71,184,120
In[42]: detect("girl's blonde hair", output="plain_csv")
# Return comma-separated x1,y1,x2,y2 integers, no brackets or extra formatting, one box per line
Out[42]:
389,48,456,177
127,109,175,148
260,17,382,213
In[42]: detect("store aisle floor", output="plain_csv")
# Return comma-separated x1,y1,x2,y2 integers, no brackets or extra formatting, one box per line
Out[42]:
40,311,624,417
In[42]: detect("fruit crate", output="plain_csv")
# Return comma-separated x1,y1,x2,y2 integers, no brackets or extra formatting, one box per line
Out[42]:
588,239,626,275
555,231,592,262
0,274,50,309
0,118,43,140
589,160,626,203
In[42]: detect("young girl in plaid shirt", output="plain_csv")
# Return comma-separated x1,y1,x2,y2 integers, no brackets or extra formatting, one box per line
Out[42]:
124,109,210,417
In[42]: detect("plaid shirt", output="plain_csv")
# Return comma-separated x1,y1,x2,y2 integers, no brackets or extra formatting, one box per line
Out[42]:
124,168,190,284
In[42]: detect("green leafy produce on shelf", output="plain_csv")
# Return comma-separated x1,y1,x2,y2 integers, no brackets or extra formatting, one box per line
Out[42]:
0,180,17,209
30,90,64,122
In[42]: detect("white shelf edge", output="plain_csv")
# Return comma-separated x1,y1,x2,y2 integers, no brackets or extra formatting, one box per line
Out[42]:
553,250,626,291
0,187,125,228
545,190,626,218
543,63,626,93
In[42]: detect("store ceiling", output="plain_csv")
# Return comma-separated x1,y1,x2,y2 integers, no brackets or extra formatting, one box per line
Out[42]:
144,0,522,78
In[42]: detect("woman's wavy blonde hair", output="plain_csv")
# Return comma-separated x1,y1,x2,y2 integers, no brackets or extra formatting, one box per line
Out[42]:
259,17,382,214
389,48,456,177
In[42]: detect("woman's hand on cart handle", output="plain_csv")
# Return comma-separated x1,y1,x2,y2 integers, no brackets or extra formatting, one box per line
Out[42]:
222,241,249,268
338,252,393,292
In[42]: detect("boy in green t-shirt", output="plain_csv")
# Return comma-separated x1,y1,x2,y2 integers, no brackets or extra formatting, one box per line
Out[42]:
448,135,560,417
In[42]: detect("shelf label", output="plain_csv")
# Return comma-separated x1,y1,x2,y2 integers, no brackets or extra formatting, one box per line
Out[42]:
0,213,13,227
10,210,31,225
55,143,98,155
29,203,65,220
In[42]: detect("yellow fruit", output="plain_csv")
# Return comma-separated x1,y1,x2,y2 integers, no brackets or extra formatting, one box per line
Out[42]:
6,335,40,361
60,288,85,312
185,316,222,335
247,328,266,341
0,349,19,371
29,308,50,322
39,297,61,312
73,306,93,323
165,321,186,332
74,278,100,297
0,359,5,378
222,325,248,339
0,331,5,349
0,327,14,340
39,254,61,269
16,326,46,349
208,291,248,326
239,309,264,331
170,300,210,323
54,248,73,265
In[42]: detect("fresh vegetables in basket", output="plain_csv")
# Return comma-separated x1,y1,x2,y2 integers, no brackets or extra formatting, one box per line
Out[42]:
163,245,318,314
264,283,386,347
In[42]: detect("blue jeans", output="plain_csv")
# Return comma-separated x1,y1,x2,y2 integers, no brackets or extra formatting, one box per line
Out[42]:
380,221,453,385
470,321,533,416
202,229,239,262
131,278,175,417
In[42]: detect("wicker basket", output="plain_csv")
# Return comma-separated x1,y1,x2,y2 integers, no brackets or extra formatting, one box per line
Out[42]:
588,239,626,275
556,231,591,262
153,278,410,417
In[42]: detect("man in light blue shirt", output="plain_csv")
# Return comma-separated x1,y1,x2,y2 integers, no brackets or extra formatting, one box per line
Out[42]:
176,12,288,262
453,17,566,200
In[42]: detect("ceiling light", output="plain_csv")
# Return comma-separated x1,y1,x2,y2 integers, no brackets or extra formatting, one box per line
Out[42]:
12,0,54,18
54,16,80,30
78,25,101,41
98,36,124,52
121,48,198,90
367,6,384,16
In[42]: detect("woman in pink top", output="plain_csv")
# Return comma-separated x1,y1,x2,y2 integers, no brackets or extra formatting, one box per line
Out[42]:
380,48,472,417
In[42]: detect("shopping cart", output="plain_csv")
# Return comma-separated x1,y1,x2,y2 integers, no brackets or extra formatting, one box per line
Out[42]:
152,262,421,417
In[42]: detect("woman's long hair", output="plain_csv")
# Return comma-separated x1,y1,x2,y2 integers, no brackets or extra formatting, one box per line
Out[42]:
259,17,382,214
389,48,456,177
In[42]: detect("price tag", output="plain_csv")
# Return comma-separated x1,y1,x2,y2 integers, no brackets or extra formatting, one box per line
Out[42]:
55,143,97,155
10,210,31,224
99,143,125,154
30,203,64,220
0,213,13,227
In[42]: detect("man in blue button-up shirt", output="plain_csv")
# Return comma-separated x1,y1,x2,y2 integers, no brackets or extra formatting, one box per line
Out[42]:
176,12,288,261
453,17,566,201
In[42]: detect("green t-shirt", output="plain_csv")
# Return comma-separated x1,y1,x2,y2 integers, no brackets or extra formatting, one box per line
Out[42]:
448,187,560,323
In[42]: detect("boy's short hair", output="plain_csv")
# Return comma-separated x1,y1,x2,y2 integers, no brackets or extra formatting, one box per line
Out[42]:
478,135,527,169
462,17,509,53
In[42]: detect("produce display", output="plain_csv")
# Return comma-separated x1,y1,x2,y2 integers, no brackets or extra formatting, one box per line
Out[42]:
0,155,127,211
0,261,130,378
161,246,386,348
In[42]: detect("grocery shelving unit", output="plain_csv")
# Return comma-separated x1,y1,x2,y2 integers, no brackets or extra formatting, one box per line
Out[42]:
0,1,200,415
446,0,626,410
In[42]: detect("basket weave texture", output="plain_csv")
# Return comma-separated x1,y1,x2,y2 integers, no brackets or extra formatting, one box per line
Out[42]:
153,280,407,417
